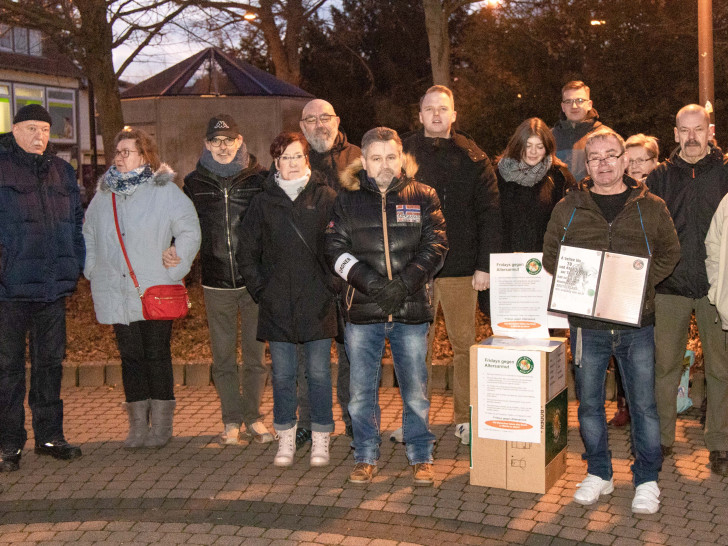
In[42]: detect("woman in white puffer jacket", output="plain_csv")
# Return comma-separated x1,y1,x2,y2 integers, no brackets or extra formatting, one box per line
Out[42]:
83,128,200,449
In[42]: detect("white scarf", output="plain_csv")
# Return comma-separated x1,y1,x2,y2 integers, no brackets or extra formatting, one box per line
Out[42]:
276,168,311,201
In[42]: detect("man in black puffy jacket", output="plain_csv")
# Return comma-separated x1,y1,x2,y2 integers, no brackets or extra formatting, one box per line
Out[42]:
172,114,273,446
325,127,447,486
0,105,85,472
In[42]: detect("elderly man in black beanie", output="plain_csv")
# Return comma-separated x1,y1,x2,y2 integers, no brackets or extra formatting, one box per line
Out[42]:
0,104,85,472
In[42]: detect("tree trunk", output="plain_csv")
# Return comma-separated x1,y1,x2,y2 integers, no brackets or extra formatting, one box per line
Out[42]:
422,0,451,86
258,0,301,86
75,0,125,170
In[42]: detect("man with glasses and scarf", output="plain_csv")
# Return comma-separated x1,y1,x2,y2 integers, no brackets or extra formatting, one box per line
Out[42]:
166,114,274,446
553,80,603,182
543,126,679,514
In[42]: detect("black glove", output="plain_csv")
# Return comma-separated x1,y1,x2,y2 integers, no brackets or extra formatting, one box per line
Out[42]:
373,278,408,315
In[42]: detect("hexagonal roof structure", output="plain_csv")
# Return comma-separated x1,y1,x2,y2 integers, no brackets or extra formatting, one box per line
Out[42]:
121,46,312,99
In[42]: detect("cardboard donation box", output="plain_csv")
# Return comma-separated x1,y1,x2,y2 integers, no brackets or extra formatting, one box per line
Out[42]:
469,336,568,494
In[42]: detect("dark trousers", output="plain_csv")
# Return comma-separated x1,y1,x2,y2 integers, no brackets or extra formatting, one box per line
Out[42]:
114,320,174,402
0,298,67,450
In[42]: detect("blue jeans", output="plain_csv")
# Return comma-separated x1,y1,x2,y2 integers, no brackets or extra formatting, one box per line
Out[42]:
570,325,662,486
346,322,435,465
0,299,68,450
269,339,334,433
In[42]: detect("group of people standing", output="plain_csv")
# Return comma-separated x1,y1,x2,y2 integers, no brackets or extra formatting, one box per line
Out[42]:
1,80,727,518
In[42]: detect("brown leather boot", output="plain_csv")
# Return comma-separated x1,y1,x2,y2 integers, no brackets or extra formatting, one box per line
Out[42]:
608,396,631,427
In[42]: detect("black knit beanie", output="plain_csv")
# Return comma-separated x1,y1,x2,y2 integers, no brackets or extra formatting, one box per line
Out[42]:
13,104,52,125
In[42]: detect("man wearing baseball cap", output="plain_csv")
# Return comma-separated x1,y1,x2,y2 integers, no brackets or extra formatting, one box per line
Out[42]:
0,104,85,472
164,114,273,445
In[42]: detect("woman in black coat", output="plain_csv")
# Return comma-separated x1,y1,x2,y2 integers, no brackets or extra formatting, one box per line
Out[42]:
239,132,338,469
496,117,575,253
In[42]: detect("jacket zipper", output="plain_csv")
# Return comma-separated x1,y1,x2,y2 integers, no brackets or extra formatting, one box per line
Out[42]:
223,187,236,288
381,192,394,321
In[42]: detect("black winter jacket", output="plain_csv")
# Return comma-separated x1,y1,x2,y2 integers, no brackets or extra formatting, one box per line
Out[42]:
497,163,575,253
325,157,448,325
646,145,728,299
309,131,361,192
183,155,266,288
238,170,338,343
543,175,680,329
402,129,499,277
0,133,85,302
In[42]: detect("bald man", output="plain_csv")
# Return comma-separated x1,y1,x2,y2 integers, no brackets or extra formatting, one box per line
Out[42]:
293,99,361,448
647,104,728,476
300,99,361,191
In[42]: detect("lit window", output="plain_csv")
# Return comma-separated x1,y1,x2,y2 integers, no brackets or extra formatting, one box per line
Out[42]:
0,83,10,133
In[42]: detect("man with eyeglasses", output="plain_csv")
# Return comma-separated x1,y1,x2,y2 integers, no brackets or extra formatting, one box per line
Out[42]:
543,126,679,514
646,104,728,476
170,114,274,446
552,80,603,182
0,104,85,472
294,99,362,447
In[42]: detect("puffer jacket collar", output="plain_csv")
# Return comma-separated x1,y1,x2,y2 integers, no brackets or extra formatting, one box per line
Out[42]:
339,154,419,193
96,163,176,193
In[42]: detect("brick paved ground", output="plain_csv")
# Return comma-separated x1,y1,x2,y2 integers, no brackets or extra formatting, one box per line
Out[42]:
0,384,726,545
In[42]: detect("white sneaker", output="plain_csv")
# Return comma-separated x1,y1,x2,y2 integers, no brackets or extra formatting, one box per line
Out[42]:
246,421,274,443
389,427,404,444
274,425,297,467
221,423,241,445
632,481,660,514
310,431,330,467
573,474,614,505
455,423,470,445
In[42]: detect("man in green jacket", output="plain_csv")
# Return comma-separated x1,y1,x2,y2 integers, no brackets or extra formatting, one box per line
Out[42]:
543,126,680,514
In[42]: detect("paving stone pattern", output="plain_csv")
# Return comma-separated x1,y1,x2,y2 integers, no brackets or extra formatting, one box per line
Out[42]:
0,385,726,545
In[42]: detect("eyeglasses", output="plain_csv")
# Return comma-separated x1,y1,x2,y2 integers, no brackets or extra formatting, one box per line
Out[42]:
279,154,306,163
301,114,335,125
208,137,236,147
114,149,140,158
628,157,655,167
562,98,589,106
586,152,625,166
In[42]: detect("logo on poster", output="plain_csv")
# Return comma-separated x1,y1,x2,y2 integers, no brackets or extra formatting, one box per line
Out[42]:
516,356,534,374
525,258,542,275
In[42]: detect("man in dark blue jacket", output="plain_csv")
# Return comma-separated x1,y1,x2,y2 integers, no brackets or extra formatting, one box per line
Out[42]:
0,105,85,472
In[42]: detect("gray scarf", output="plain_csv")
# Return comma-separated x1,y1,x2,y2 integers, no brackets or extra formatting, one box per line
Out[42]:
199,141,250,178
498,156,552,187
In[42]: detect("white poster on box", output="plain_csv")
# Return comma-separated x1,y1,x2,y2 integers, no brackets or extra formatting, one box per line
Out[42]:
490,253,567,338
476,347,542,443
